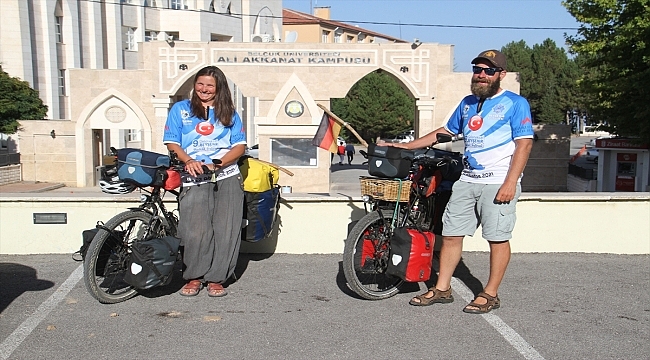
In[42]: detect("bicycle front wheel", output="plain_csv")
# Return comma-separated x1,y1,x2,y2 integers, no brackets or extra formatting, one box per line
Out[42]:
83,211,152,304
343,210,404,300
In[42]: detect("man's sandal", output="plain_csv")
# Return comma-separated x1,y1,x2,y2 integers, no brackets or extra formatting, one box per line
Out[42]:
409,286,454,306
463,292,500,314
206,282,228,298
179,279,203,297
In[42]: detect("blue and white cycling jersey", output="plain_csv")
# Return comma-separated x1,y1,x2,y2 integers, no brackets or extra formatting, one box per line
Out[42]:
444,90,534,184
163,100,246,185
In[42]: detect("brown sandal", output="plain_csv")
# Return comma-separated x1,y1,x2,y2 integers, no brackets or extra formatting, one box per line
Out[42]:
179,279,203,297
463,292,500,314
409,286,454,306
206,282,228,298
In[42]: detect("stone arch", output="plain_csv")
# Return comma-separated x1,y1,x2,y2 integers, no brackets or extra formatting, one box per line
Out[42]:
75,88,152,186
265,73,320,125
343,66,420,100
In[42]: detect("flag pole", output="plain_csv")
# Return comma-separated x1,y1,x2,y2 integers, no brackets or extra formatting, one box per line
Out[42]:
254,158,294,177
317,104,369,148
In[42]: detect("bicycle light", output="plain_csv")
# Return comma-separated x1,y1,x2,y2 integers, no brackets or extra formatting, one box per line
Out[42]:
140,194,150,203
362,195,373,203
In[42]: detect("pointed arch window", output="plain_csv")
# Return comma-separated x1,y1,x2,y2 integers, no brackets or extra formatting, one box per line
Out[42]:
55,0,64,43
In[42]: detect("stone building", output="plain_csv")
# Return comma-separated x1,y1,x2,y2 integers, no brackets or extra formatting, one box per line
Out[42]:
16,41,521,192
5,1,550,193
0,0,283,123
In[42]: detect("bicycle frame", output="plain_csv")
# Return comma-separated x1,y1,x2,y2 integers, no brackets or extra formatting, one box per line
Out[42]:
126,186,180,240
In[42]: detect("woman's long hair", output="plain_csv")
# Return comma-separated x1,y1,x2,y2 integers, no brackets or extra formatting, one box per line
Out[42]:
189,66,235,126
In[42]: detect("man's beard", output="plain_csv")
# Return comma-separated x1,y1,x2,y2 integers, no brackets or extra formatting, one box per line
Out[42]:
471,77,500,98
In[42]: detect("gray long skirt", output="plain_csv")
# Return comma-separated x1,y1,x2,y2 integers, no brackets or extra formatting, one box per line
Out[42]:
177,175,244,283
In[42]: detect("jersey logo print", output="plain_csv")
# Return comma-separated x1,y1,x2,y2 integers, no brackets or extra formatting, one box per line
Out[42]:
196,121,214,136
468,115,483,131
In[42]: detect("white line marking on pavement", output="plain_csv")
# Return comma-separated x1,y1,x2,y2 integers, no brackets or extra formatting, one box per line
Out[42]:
0,264,83,360
451,277,545,360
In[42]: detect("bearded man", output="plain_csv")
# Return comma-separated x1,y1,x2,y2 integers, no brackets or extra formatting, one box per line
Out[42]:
383,50,534,313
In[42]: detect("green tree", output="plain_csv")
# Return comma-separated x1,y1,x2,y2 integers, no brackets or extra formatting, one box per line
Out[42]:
501,39,581,124
0,66,48,133
331,70,415,143
501,40,534,99
563,0,650,143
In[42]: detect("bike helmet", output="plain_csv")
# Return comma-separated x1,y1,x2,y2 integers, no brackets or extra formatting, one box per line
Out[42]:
99,165,136,194
99,179,136,194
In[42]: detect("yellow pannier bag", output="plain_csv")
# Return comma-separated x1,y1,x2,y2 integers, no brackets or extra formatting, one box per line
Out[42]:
239,157,279,193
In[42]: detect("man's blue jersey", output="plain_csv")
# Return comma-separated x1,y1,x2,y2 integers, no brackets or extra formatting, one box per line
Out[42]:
163,100,246,183
444,90,534,184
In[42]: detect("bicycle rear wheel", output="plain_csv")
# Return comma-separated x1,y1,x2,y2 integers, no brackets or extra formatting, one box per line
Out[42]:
83,211,152,304
343,210,404,300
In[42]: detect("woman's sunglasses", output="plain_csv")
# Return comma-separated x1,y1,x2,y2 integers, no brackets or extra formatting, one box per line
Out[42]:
472,66,503,76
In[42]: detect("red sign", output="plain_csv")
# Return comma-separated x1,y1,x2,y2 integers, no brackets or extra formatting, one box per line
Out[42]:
616,153,637,162
596,138,648,149
615,176,635,191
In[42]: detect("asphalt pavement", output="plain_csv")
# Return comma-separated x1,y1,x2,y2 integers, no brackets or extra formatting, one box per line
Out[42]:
1,252,647,360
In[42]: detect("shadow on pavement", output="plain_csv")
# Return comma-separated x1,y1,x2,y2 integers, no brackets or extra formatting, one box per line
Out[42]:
0,263,55,313
330,164,368,173
140,252,275,298
422,254,484,297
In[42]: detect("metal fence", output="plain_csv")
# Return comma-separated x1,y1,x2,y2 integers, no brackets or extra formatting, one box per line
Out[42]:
0,152,20,167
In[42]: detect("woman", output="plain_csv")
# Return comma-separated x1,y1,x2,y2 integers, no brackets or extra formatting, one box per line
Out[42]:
163,66,246,297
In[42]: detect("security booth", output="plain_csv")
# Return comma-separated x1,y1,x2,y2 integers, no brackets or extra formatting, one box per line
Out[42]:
595,138,650,192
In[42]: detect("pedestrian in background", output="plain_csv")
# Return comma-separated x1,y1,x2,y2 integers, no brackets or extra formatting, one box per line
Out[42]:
345,143,356,165
337,142,345,165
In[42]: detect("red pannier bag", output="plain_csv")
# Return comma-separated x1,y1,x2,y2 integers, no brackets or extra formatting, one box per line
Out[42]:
386,227,435,282
354,228,389,273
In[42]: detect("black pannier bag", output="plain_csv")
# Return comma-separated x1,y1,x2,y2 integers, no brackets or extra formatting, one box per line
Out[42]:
116,148,170,187
412,148,464,181
367,144,414,179
242,186,281,242
123,236,180,289
73,224,125,278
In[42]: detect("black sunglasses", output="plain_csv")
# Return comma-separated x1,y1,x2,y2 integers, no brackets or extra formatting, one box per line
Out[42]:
472,66,502,76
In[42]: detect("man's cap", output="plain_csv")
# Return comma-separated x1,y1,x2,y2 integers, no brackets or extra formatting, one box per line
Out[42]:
471,50,507,70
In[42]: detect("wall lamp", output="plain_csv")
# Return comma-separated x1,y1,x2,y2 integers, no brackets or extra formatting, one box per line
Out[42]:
411,38,422,49
50,130,56,139
166,35,175,47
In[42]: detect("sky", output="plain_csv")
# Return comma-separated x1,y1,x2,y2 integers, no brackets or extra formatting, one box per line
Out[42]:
282,0,581,71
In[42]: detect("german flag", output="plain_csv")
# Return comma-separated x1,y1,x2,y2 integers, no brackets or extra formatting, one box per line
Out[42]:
312,112,342,153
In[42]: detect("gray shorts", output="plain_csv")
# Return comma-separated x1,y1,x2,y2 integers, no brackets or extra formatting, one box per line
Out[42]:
442,181,521,241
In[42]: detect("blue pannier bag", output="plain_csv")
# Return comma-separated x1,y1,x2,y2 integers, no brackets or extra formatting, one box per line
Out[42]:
242,186,280,242
117,148,170,187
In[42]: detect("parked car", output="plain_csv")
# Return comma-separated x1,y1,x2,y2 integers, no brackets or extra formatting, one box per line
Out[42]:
246,144,259,158
387,134,411,143
399,130,415,141
585,148,599,163
589,136,611,147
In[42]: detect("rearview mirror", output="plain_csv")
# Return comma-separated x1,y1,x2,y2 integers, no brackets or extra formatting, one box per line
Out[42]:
436,133,452,144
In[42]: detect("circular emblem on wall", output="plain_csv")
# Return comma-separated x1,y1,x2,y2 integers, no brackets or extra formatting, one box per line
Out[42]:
105,106,126,123
285,100,304,118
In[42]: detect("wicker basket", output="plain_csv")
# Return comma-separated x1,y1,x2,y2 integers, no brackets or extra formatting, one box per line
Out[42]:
359,177,412,202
